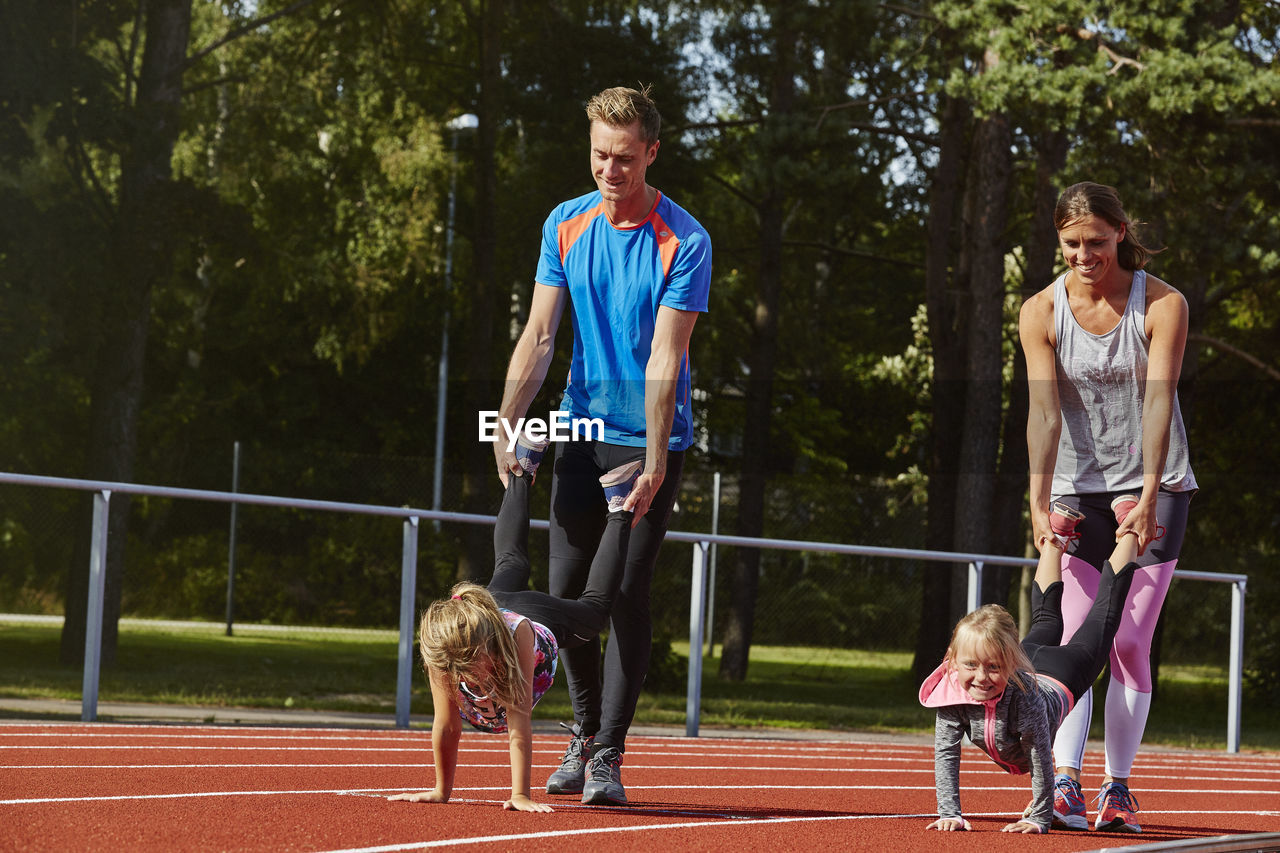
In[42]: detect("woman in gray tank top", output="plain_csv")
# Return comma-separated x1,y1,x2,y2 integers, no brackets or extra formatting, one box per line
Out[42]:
1018,182,1196,835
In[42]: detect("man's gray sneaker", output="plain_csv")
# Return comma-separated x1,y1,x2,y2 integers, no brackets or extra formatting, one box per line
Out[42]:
581,746,627,805
545,722,593,795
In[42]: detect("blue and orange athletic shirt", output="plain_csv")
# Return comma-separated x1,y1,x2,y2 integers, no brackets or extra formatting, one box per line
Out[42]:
535,190,712,450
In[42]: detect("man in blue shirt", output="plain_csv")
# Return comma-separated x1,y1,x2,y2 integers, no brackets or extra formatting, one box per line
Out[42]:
492,85,711,806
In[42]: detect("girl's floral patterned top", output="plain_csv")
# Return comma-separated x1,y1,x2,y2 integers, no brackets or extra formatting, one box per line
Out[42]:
455,609,558,733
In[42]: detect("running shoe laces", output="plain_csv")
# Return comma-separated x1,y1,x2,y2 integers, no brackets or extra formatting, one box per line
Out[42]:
1051,773,1087,831
560,729,590,761
581,746,627,805
587,747,622,780
545,722,593,795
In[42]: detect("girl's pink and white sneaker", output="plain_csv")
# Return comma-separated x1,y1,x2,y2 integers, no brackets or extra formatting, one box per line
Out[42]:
1049,500,1085,550
1111,494,1165,540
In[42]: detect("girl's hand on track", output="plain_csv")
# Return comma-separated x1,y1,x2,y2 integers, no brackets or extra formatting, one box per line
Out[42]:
388,790,447,804
1001,819,1044,833
926,817,971,831
503,794,553,813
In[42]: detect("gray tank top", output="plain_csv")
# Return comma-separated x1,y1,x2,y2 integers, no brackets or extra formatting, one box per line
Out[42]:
1052,269,1197,497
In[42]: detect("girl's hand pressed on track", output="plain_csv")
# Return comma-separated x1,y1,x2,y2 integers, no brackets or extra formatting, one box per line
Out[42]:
388,790,448,804
503,793,553,813
1001,819,1043,833
926,817,971,831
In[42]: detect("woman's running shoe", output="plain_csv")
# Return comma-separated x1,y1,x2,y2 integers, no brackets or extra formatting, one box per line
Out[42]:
1052,773,1088,830
1095,781,1142,832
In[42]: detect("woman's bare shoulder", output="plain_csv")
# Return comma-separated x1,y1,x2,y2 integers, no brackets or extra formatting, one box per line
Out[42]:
1144,272,1189,318
1019,280,1057,329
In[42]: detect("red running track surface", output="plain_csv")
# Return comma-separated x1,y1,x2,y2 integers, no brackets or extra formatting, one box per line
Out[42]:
2,721,1278,852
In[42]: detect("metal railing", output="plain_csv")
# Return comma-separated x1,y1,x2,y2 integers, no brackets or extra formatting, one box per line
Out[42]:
0,471,1249,751
670,532,1248,753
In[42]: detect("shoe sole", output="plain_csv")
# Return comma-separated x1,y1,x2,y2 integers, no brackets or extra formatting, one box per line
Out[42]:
581,788,627,806
1052,813,1088,831
1096,817,1141,833
1050,501,1085,522
600,460,642,488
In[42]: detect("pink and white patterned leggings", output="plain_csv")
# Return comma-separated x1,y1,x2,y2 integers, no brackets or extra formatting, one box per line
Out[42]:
1050,488,1194,780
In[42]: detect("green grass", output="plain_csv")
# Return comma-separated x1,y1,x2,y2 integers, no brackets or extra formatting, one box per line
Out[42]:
1,622,1274,751
0,624,407,712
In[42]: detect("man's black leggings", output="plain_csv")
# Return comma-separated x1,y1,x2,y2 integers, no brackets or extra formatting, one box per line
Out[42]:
547,439,684,752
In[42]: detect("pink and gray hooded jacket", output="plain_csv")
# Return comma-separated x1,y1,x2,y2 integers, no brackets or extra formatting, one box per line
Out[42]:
919,662,1074,832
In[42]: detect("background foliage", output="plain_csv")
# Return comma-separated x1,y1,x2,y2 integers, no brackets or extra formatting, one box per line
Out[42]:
1,1,1277,695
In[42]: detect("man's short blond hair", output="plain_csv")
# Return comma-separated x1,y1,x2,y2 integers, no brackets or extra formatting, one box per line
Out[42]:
586,85,661,145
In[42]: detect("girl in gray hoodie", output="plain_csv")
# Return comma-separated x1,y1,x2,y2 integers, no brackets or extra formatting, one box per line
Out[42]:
920,504,1137,833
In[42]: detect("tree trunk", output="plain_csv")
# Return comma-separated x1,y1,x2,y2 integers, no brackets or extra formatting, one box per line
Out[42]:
913,93,969,682
987,342,1028,606
717,196,783,681
719,10,795,681
1005,129,1068,624
61,0,193,667
456,0,503,583
950,112,1012,601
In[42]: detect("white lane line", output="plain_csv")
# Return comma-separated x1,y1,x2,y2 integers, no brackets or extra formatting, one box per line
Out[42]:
0,762,1030,774
4,763,1280,788
0,736,935,755
0,746,930,762
2,787,411,805
0,733,432,743
0,724,897,744
382,796,765,822
6,759,1273,784
4,731,1273,769
0,742,432,753
3,744,1275,776
2,735,1273,767
0,785,929,806
371,786,1280,799
309,809,1280,853
0,724,402,735
7,784,1280,806
1,726,1260,759
4,764,441,769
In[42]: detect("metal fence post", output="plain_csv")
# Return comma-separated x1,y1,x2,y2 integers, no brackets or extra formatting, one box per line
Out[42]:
967,561,984,613
686,541,709,737
225,440,241,636
1228,578,1246,753
396,516,421,729
81,489,111,722
706,472,720,656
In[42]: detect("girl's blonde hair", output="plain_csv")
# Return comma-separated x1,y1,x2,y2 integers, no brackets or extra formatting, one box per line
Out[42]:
418,582,525,711
944,604,1035,693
